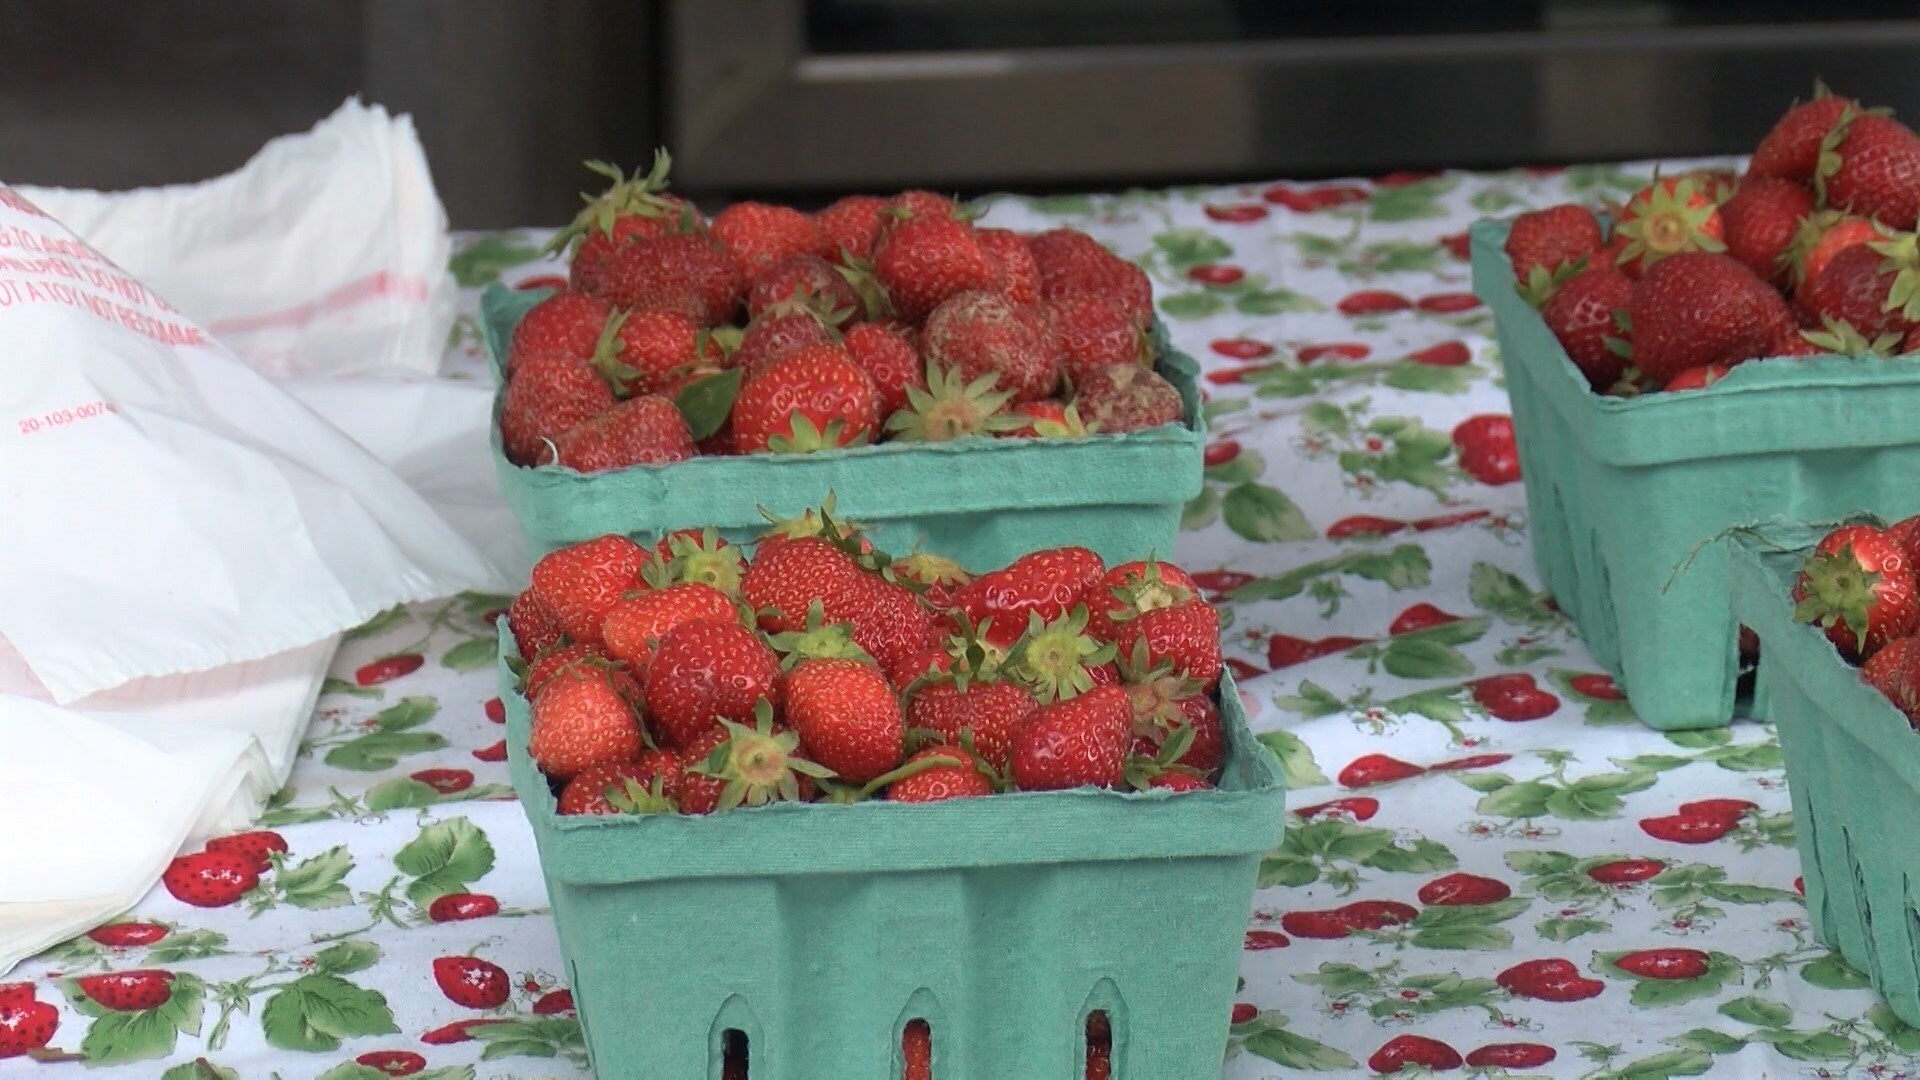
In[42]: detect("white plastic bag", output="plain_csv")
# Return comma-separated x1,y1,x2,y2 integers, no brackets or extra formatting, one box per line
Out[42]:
18,98,455,379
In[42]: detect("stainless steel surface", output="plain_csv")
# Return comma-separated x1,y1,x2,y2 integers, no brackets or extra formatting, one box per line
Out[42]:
667,1,1920,196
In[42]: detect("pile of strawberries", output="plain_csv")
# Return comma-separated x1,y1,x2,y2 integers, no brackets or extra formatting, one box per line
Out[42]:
1504,83,1920,394
1788,516,1920,724
503,505,1226,814
498,153,1183,473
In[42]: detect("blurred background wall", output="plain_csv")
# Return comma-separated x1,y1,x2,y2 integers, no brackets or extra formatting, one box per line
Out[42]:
5,0,1920,228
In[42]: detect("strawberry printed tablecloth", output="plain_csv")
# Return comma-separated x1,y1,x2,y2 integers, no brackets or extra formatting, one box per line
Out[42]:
9,166,1915,1080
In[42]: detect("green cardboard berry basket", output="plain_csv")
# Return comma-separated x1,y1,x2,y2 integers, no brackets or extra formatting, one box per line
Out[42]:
1730,522,1920,1025
1472,218,1920,730
498,623,1286,1080
480,283,1207,569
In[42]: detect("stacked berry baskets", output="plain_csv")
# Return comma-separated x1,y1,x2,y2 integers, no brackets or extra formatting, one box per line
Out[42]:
498,514,1286,1079
486,155,1205,569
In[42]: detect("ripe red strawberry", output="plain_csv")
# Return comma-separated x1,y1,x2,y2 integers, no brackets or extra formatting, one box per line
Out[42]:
433,955,510,1009
0,997,57,1058
1027,229,1154,328
783,657,905,784
735,305,840,375
204,830,288,873
677,705,829,812
1801,239,1920,338
873,216,1000,323
976,226,1043,305
528,662,643,780
74,969,174,1011
1863,635,1920,723
499,350,617,466
1112,600,1221,690
888,746,996,802
742,536,867,633
530,535,650,645
1614,177,1727,275
551,395,695,473
843,321,923,416
524,642,610,699
747,254,863,321
907,677,1038,771
815,195,888,264
1750,88,1856,181
506,291,613,379
1012,684,1132,790
551,155,696,295
1048,293,1149,384
917,290,1062,403
1626,252,1795,383
557,751,682,815
1071,362,1183,433
1085,559,1201,642
1663,362,1734,391
1818,111,1920,230
645,619,782,747
506,589,565,658
710,202,828,277
1503,203,1603,281
841,575,935,675
732,343,882,453
1788,211,1881,301
1541,266,1634,389
161,851,259,907
86,922,169,948
594,233,744,327
958,547,1107,633
600,582,740,671
1793,523,1918,661
999,399,1093,439
1719,177,1815,283
605,309,722,394
1889,513,1920,564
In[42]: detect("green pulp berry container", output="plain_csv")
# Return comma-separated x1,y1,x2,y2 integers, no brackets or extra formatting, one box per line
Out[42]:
1472,218,1920,730
1731,523,1920,1025
482,284,1207,569
498,625,1286,1080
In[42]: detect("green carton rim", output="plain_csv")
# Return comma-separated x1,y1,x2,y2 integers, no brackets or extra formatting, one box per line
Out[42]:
498,621,1288,886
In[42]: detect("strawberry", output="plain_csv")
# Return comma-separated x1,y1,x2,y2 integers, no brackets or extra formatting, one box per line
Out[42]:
1503,204,1603,282
652,527,746,596
783,657,905,784
1800,236,1920,337
1863,635,1920,723
1112,600,1222,691
735,304,840,375
505,291,613,379
605,310,722,394
161,850,259,907
1719,177,1815,283
530,535,650,645
1613,177,1727,275
600,582,740,671
958,547,1107,631
557,751,682,815
1888,514,1920,563
1011,684,1132,790
1541,265,1634,390
732,343,882,453
1787,211,1881,300
906,677,1037,771
679,702,831,811
73,969,174,1011
873,216,1000,323
204,830,288,873
1047,293,1150,384
742,536,867,634
433,955,511,1009
551,395,695,473
1663,362,1733,391
1750,86,1856,181
506,589,565,658
1626,252,1794,383
747,254,863,321
843,321,924,416
427,893,502,922
886,358,1023,441
1027,229,1154,328
887,746,996,802
1418,872,1513,906
594,233,744,326
1818,111,1920,230
528,662,644,780
1793,523,1918,661
1173,693,1226,773
879,191,966,235
550,154,696,295
920,290,1061,403
498,350,617,466
976,226,1043,305
1000,399,1093,439
893,550,972,607
1085,559,1201,642
815,195,888,264
764,599,874,670
644,619,782,747
0,996,56,1058
1369,1035,1464,1073
710,201,827,277
86,922,169,948
1071,362,1183,433
523,642,611,700
1497,957,1605,1001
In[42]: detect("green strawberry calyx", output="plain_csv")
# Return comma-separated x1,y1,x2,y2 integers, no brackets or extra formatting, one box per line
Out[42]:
1006,605,1117,704
1794,542,1886,648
